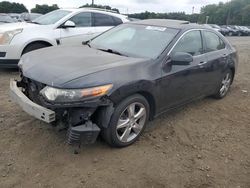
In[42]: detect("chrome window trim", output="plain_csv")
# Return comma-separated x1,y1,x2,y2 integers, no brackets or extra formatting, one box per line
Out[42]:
167,28,227,57
203,30,227,53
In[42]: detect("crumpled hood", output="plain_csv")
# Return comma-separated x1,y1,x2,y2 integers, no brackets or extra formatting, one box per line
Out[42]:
0,22,38,32
20,46,145,88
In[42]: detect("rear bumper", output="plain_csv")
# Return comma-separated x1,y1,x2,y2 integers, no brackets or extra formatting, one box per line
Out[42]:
9,79,56,123
0,59,19,68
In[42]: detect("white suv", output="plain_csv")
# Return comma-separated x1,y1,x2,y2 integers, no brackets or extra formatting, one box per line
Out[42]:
0,8,129,68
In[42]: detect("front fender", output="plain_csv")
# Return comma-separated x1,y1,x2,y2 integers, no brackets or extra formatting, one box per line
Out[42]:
109,80,157,105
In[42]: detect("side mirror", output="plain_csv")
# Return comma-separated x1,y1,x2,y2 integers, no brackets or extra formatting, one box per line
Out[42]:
82,40,90,45
171,52,193,66
62,20,76,28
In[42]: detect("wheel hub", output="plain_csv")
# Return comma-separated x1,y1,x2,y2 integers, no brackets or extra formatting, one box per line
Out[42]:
116,102,147,143
220,73,231,96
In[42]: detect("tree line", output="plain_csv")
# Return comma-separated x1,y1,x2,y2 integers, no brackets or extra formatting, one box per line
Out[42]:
0,1,27,13
0,1,58,14
79,3,120,13
0,2,118,14
0,0,249,26
129,0,250,26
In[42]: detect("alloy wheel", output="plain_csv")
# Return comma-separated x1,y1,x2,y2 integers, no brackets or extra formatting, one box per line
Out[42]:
220,73,231,97
116,102,147,143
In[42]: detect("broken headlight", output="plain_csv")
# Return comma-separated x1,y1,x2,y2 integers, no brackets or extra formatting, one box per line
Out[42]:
40,84,113,102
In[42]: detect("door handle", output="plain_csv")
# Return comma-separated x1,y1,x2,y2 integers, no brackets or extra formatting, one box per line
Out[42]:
222,54,227,58
198,61,207,66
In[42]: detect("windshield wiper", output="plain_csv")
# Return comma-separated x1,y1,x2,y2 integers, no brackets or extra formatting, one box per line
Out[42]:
98,48,127,57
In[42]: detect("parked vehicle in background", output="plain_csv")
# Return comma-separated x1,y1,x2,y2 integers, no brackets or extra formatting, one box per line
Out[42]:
216,25,229,36
204,24,228,36
221,25,238,36
19,13,42,22
229,25,248,36
209,24,228,35
10,19,238,147
0,14,17,24
0,8,130,68
128,18,141,21
204,24,219,31
8,13,21,22
239,26,250,36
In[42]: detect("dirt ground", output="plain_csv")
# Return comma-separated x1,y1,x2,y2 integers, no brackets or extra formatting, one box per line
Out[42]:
0,37,249,188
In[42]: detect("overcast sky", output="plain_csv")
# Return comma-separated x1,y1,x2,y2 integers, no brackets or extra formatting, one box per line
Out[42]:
6,0,228,14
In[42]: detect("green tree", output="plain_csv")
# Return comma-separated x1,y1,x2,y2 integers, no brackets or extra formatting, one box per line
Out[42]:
129,11,200,23
242,4,250,25
80,3,120,13
31,4,59,14
0,1,28,13
199,0,250,25
130,0,250,26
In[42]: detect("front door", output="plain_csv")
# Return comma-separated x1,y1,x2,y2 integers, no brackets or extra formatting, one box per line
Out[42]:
59,12,96,45
160,30,208,111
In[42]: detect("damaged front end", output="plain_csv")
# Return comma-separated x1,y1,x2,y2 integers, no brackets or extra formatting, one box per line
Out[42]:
10,75,114,146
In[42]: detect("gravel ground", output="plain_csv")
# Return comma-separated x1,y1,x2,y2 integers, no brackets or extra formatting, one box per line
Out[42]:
0,37,249,188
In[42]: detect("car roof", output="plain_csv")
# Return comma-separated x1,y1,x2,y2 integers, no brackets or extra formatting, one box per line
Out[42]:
130,19,208,30
60,8,128,19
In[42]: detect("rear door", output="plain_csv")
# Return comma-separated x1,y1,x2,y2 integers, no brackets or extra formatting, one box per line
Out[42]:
202,30,228,93
59,12,95,45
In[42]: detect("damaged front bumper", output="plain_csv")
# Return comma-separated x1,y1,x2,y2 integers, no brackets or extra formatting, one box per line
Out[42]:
9,79,102,145
9,79,56,123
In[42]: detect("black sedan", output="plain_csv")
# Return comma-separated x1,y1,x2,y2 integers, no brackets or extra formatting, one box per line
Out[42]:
208,24,229,36
229,25,248,36
221,25,239,36
10,19,238,147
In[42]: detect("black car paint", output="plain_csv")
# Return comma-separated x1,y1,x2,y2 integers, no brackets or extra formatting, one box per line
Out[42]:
20,46,147,88
18,24,237,130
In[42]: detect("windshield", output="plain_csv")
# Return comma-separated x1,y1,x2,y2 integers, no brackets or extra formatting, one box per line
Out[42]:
33,10,71,25
90,24,179,59
30,14,42,21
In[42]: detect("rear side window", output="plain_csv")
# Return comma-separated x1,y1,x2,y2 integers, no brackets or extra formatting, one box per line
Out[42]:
93,13,116,26
172,30,203,56
204,31,226,52
69,12,91,27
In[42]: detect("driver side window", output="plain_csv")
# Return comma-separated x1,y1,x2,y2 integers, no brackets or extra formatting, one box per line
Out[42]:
69,12,92,27
172,30,203,56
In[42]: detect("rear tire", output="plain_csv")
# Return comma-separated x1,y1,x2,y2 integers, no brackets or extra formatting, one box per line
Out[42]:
213,70,233,99
22,42,50,55
102,94,150,147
